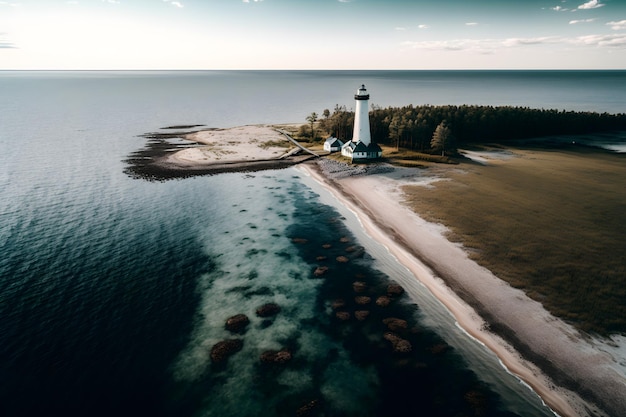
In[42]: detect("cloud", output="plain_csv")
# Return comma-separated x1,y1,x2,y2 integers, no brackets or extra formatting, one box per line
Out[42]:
501,37,562,47
402,34,626,54
243,0,263,2
418,24,429,30
102,0,120,4
465,22,479,26
163,0,183,7
550,6,569,12
607,20,626,31
574,34,626,47
395,27,406,31
577,0,604,10
0,33,16,48
569,18,596,24
0,1,20,6
402,38,498,54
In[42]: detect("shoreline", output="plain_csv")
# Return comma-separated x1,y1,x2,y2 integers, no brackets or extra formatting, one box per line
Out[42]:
298,159,624,417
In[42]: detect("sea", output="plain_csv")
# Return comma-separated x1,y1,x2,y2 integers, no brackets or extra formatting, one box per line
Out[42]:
2,70,625,417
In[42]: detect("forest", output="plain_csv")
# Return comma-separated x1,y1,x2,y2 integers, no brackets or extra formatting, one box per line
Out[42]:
312,104,626,154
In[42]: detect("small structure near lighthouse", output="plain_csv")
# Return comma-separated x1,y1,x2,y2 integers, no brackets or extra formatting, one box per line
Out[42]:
341,84,383,161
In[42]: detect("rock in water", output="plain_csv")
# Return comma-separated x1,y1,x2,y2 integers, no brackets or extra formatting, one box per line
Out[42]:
387,283,405,297
210,339,243,363
260,349,292,364
313,266,329,277
256,302,281,317
355,296,372,305
376,296,391,307
383,317,408,332
383,332,413,354
355,310,370,321
352,281,367,293
335,311,351,321
296,399,321,417
225,314,250,333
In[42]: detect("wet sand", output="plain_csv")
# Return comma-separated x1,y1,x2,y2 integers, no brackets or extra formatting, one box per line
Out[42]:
298,158,626,417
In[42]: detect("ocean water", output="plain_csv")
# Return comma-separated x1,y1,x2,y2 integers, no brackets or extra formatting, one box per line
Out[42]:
2,70,625,417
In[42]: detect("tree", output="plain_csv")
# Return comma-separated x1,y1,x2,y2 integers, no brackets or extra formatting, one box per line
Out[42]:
431,121,453,156
388,115,404,151
306,112,318,140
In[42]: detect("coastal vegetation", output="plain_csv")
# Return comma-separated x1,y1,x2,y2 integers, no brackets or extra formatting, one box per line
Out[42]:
310,104,626,154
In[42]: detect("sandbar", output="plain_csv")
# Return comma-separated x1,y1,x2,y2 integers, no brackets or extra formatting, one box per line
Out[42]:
127,125,316,179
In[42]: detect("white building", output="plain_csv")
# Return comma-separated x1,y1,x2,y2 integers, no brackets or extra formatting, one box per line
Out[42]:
323,137,344,152
341,84,382,161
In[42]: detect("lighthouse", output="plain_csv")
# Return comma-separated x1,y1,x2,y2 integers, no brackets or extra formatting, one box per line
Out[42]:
352,84,371,146
341,84,382,161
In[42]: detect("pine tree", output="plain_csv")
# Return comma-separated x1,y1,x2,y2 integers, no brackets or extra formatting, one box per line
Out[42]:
431,121,453,156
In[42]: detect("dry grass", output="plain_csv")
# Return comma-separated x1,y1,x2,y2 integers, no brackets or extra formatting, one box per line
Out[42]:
380,145,456,165
402,147,626,335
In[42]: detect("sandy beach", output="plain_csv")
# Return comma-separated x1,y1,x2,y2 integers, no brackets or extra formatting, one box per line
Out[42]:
298,158,626,417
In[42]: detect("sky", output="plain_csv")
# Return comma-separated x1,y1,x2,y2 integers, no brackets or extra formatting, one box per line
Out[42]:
0,0,625,69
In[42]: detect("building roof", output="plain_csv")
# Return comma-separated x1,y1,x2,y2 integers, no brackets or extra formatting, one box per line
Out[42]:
353,142,369,153
367,143,382,152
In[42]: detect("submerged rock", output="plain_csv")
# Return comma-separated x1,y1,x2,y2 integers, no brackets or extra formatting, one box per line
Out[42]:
336,256,349,263
210,339,243,363
355,310,370,321
383,332,412,354
292,237,308,244
225,314,250,333
256,302,281,317
322,243,332,249
376,296,391,307
296,399,321,417
387,283,405,297
383,317,408,332
335,311,351,321
355,296,372,305
313,266,329,277
331,299,346,310
260,349,292,364
352,281,367,293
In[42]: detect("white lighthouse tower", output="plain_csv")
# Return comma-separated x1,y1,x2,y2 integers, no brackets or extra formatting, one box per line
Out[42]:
352,84,371,146
341,84,382,161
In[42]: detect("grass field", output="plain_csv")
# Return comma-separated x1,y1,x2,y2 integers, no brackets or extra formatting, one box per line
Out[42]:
402,147,626,336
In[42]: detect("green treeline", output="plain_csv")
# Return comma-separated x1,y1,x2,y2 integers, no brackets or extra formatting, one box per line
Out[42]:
319,104,626,152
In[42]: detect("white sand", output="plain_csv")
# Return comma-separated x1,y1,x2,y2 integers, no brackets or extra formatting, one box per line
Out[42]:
300,161,626,417
165,125,293,165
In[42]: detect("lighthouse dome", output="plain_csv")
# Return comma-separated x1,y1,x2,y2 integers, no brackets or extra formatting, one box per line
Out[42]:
354,84,370,100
